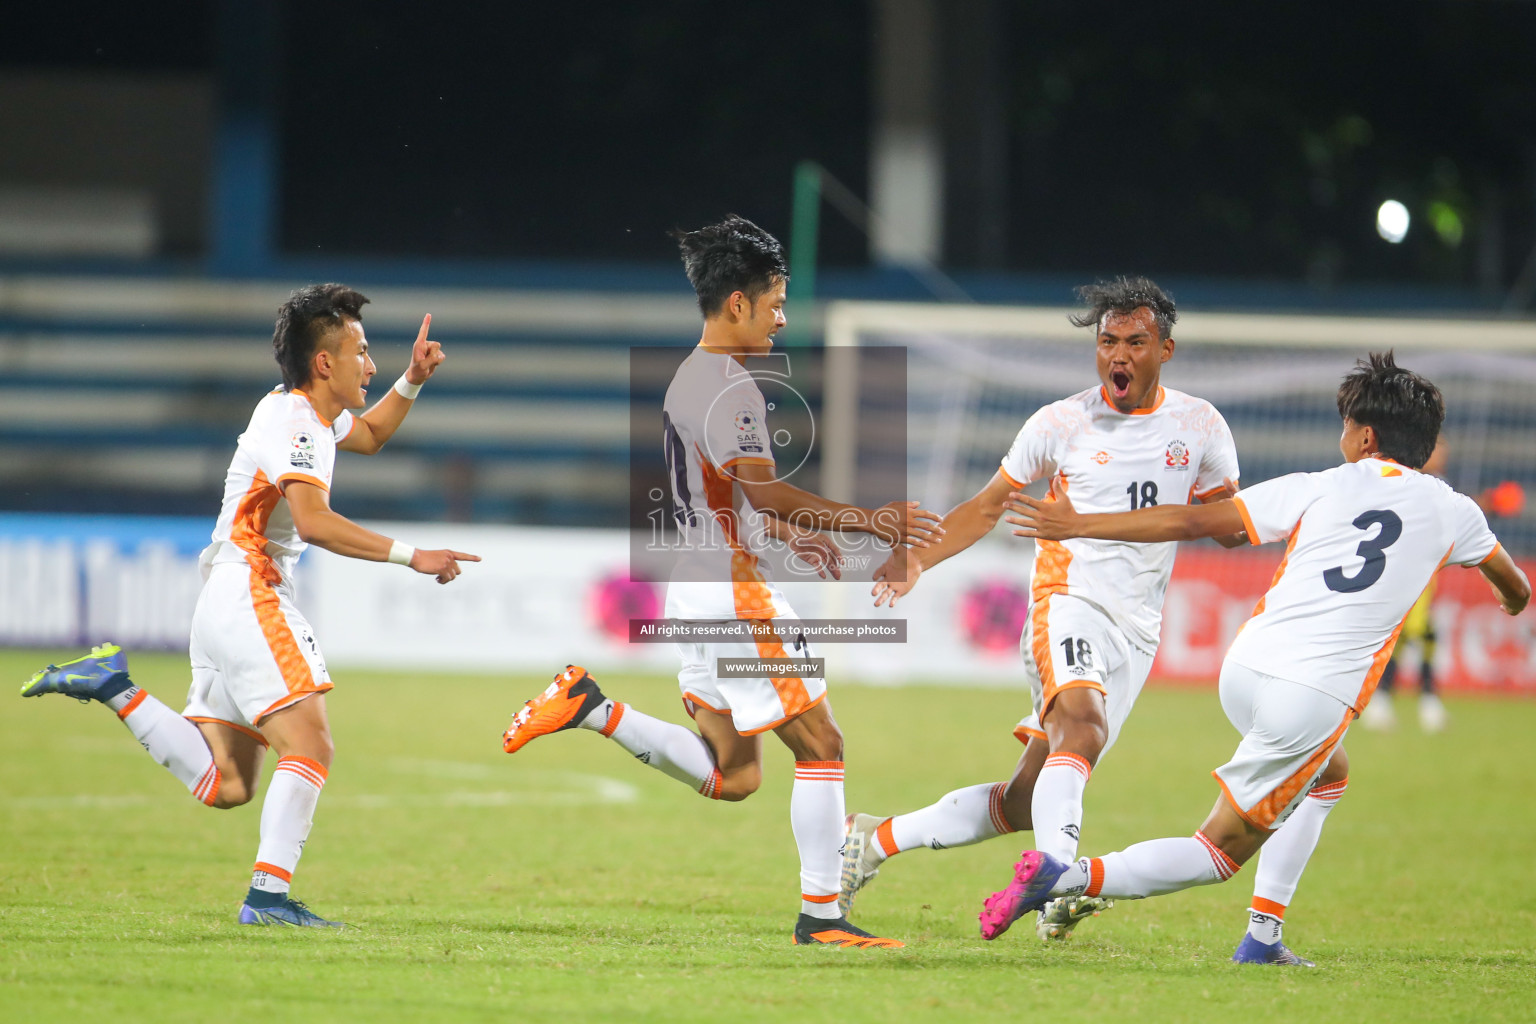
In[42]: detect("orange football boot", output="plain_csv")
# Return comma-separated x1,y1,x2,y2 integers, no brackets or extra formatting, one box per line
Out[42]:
792,914,905,949
502,665,609,753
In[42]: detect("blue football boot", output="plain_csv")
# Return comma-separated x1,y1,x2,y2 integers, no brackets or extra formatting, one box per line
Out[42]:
1232,933,1316,966
20,643,133,704
238,897,344,928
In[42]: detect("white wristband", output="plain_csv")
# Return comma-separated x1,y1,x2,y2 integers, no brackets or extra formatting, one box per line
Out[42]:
393,375,422,400
387,540,415,566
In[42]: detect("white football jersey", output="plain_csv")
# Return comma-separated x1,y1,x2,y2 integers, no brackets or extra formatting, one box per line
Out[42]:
1001,385,1240,648
203,388,356,587
1227,457,1500,711
661,347,793,622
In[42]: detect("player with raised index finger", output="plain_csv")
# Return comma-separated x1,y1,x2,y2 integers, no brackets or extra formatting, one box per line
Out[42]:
21,285,480,928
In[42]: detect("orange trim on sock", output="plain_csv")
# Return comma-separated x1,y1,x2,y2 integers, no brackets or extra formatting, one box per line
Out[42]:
699,768,722,799
1195,830,1241,880
1309,779,1348,800
599,702,625,738
801,892,839,904
253,861,292,882
1252,896,1287,919
1085,857,1105,898
794,760,845,770
988,782,1014,835
194,765,222,806
1044,751,1092,780
116,689,147,719
876,817,899,857
276,755,328,789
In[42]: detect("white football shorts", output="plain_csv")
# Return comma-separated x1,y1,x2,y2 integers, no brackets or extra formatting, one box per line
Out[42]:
1214,660,1354,830
675,618,825,736
1013,593,1155,763
184,562,332,737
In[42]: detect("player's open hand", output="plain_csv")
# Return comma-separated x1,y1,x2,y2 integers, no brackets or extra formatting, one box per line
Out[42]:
405,314,445,386
409,547,481,584
1004,491,1080,540
871,547,922,608
787,531,843,580
870,500,944,548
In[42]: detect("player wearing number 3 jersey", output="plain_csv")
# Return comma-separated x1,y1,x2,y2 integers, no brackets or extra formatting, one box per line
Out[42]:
846,278,1245,938
993,351,1529,965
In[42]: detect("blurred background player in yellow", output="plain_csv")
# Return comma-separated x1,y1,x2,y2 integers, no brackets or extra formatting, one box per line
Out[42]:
1362,436,1527,732
500,215,942,949
21,285,479,928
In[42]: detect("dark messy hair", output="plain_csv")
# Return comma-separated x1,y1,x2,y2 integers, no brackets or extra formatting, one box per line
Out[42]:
1336,350,1444,468
1068,276,1178,340
670,214,789,317
271,284,370,391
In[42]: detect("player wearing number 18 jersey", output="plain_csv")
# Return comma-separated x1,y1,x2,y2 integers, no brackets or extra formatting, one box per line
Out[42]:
846,278,1245,937
994,352,1530,964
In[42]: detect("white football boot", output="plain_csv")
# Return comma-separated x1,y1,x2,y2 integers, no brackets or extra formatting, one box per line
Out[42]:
1035,894,1115,941
839,813,887,918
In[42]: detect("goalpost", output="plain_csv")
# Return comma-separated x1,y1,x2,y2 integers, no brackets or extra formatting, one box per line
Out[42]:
815,301,1536,691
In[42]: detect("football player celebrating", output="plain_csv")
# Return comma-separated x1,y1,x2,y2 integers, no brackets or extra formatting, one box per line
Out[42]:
844,277,1246,940
989,351,1528,965
501,215,942,948
22,286,478,927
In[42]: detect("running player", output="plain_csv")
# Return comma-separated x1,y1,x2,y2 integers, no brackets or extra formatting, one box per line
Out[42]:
21,284,479,927
988,351,1529,965
844,277,1245,940
500,215,942,948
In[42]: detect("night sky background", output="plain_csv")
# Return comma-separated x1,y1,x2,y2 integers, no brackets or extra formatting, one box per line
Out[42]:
5,1,1535,293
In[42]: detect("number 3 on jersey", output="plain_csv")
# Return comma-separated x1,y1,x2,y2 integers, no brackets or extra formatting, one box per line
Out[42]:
1323,509,1403,593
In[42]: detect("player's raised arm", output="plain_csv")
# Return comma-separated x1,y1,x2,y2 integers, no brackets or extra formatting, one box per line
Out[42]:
1196,477,1250,548
1479,546,1531,616
1004,489,1246,544
732,461,943,547
341,314,444,454
284,479,480,584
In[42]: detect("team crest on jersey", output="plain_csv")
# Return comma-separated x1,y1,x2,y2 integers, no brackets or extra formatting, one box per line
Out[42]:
1164,439,1191,470
289,431,316,469
1091,451,1113,465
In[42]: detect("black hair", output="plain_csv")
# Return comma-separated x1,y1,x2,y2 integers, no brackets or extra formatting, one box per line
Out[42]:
1068,276,1178,340
670,214,789,317
1336,350,1444,468
271,284,370,391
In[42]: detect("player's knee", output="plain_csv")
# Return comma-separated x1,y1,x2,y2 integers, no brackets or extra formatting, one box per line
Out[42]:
208,776,254,809
718,765,761,801
1052,717,1107,764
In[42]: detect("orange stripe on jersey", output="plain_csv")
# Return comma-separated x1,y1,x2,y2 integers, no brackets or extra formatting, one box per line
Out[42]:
1013,721,1046,745
185,716,270,746
1353,546,1453,712
1099,385,1165,414
1478,542,1504,567
998,465,1027,490
275,472,329,491
751,620,812,725
230,469,284,584
1247,525,1300,620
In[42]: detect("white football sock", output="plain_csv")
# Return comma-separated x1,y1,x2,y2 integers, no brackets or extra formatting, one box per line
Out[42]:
1053,832,1241,900
595,703,722,798
793,761,845,919
1252,778,1346,906
250,756,327,895
883,782,1013,859
114,688,221,805
1032,752,1091,861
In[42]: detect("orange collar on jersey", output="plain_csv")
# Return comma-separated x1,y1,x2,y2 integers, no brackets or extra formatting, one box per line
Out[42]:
287,389,334,428
1099,385,1165,415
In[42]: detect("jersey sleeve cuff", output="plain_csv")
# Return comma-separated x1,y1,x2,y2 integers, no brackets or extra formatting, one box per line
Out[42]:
276,472,330,492
998,465,1027,490
1231,495,1263,545
1477,542,1504,567
720,456,776,469
1195,482,1233,502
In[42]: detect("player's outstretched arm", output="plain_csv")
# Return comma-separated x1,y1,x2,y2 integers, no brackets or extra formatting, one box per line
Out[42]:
1479,547,1531,616
284,480,480,584
1004,490,1245,544
341,314,444,455
1196,477,1250,548
762,514,844,580
870,470,1017,607
733,462,943,548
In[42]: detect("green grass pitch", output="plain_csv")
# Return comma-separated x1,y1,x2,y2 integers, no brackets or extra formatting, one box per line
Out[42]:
3,648,1535,1023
